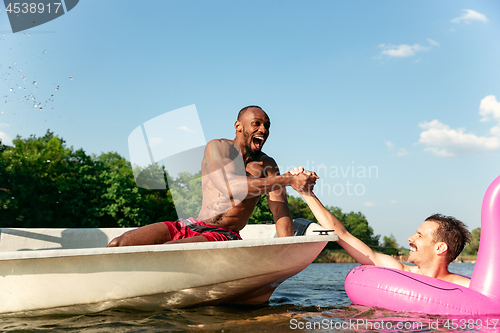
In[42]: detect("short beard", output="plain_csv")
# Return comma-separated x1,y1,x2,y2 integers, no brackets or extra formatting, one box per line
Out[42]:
243,144,261,161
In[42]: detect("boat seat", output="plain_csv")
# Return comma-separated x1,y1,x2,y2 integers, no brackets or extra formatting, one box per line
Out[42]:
239,219,324,239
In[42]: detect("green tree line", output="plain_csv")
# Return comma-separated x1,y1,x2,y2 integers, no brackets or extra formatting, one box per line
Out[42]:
0,131,479,256
0,131,176,228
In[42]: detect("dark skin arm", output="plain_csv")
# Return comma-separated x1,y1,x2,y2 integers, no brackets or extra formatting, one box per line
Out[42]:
204,140,316,204
261,157,294,237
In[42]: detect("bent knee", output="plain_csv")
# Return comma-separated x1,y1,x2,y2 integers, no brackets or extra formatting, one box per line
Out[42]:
107,236,127,247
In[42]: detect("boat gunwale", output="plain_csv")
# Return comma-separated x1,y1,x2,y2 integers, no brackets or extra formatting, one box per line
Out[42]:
0,234,339,261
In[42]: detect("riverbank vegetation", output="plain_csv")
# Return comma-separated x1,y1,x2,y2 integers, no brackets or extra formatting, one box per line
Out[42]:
0,131,479,259
314,250,478,264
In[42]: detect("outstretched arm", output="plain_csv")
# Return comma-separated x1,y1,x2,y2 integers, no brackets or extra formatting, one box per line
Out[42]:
301,192,403,268
288,167,404,269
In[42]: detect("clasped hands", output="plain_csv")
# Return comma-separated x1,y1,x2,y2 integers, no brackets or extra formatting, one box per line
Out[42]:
286,166,319,193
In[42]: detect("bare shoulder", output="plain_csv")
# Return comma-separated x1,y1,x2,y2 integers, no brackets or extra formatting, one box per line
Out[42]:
258,153,280,176
206,138,234,149
401,266,471,288
258,152,278,168
450,274,471,288
258,152,274,163
205,139,239,157
401,264,419,274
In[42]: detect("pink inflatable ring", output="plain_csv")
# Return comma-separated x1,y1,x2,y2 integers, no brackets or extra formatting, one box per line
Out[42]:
345,175,500,315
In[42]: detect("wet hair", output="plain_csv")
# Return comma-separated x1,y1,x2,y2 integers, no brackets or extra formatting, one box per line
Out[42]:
237,105,266,121
425,214,471,263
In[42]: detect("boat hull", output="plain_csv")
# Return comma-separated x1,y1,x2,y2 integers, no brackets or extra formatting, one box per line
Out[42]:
0,226,337,314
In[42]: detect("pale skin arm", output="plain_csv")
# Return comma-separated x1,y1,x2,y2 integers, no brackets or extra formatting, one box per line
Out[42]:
289,169,471,287
288,167,404,269
302,192,473,287
300,192,404,268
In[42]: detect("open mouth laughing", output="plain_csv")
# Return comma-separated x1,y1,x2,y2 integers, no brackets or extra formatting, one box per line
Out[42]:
252,135,265,151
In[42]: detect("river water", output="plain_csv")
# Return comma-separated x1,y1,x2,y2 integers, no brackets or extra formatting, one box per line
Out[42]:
2,262,494,333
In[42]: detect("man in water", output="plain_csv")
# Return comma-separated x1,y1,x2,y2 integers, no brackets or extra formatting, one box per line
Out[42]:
108,106,317,246
288,167,471,287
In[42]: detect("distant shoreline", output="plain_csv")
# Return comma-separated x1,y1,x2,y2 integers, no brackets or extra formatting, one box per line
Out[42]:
314,250,477,264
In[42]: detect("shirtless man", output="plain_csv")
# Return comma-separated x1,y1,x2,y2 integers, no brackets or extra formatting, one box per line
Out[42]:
107,106,317,247
288,167,472,287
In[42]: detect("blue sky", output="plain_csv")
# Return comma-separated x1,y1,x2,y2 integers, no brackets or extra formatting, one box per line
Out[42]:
1,1,500,246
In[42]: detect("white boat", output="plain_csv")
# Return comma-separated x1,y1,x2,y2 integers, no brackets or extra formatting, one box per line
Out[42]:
0,220,337,315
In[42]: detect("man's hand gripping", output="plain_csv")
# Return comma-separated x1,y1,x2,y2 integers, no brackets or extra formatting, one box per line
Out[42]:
287,166,319,193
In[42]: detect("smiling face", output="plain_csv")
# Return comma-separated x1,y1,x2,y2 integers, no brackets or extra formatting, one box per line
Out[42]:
407,221,439,265
235,107,270,161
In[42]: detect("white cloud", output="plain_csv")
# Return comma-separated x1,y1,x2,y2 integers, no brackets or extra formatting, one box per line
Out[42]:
451,9,488,24
364,201,376,207
479,95,500,122
418,117,500,157
479,95,500,137
427,39,440,47
418,95,500,154
390,200,399,205
0,131,13,146
177,125,194,133
378,43,430,58
422,146,455,158
386,141,409,156
396,148,409,156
